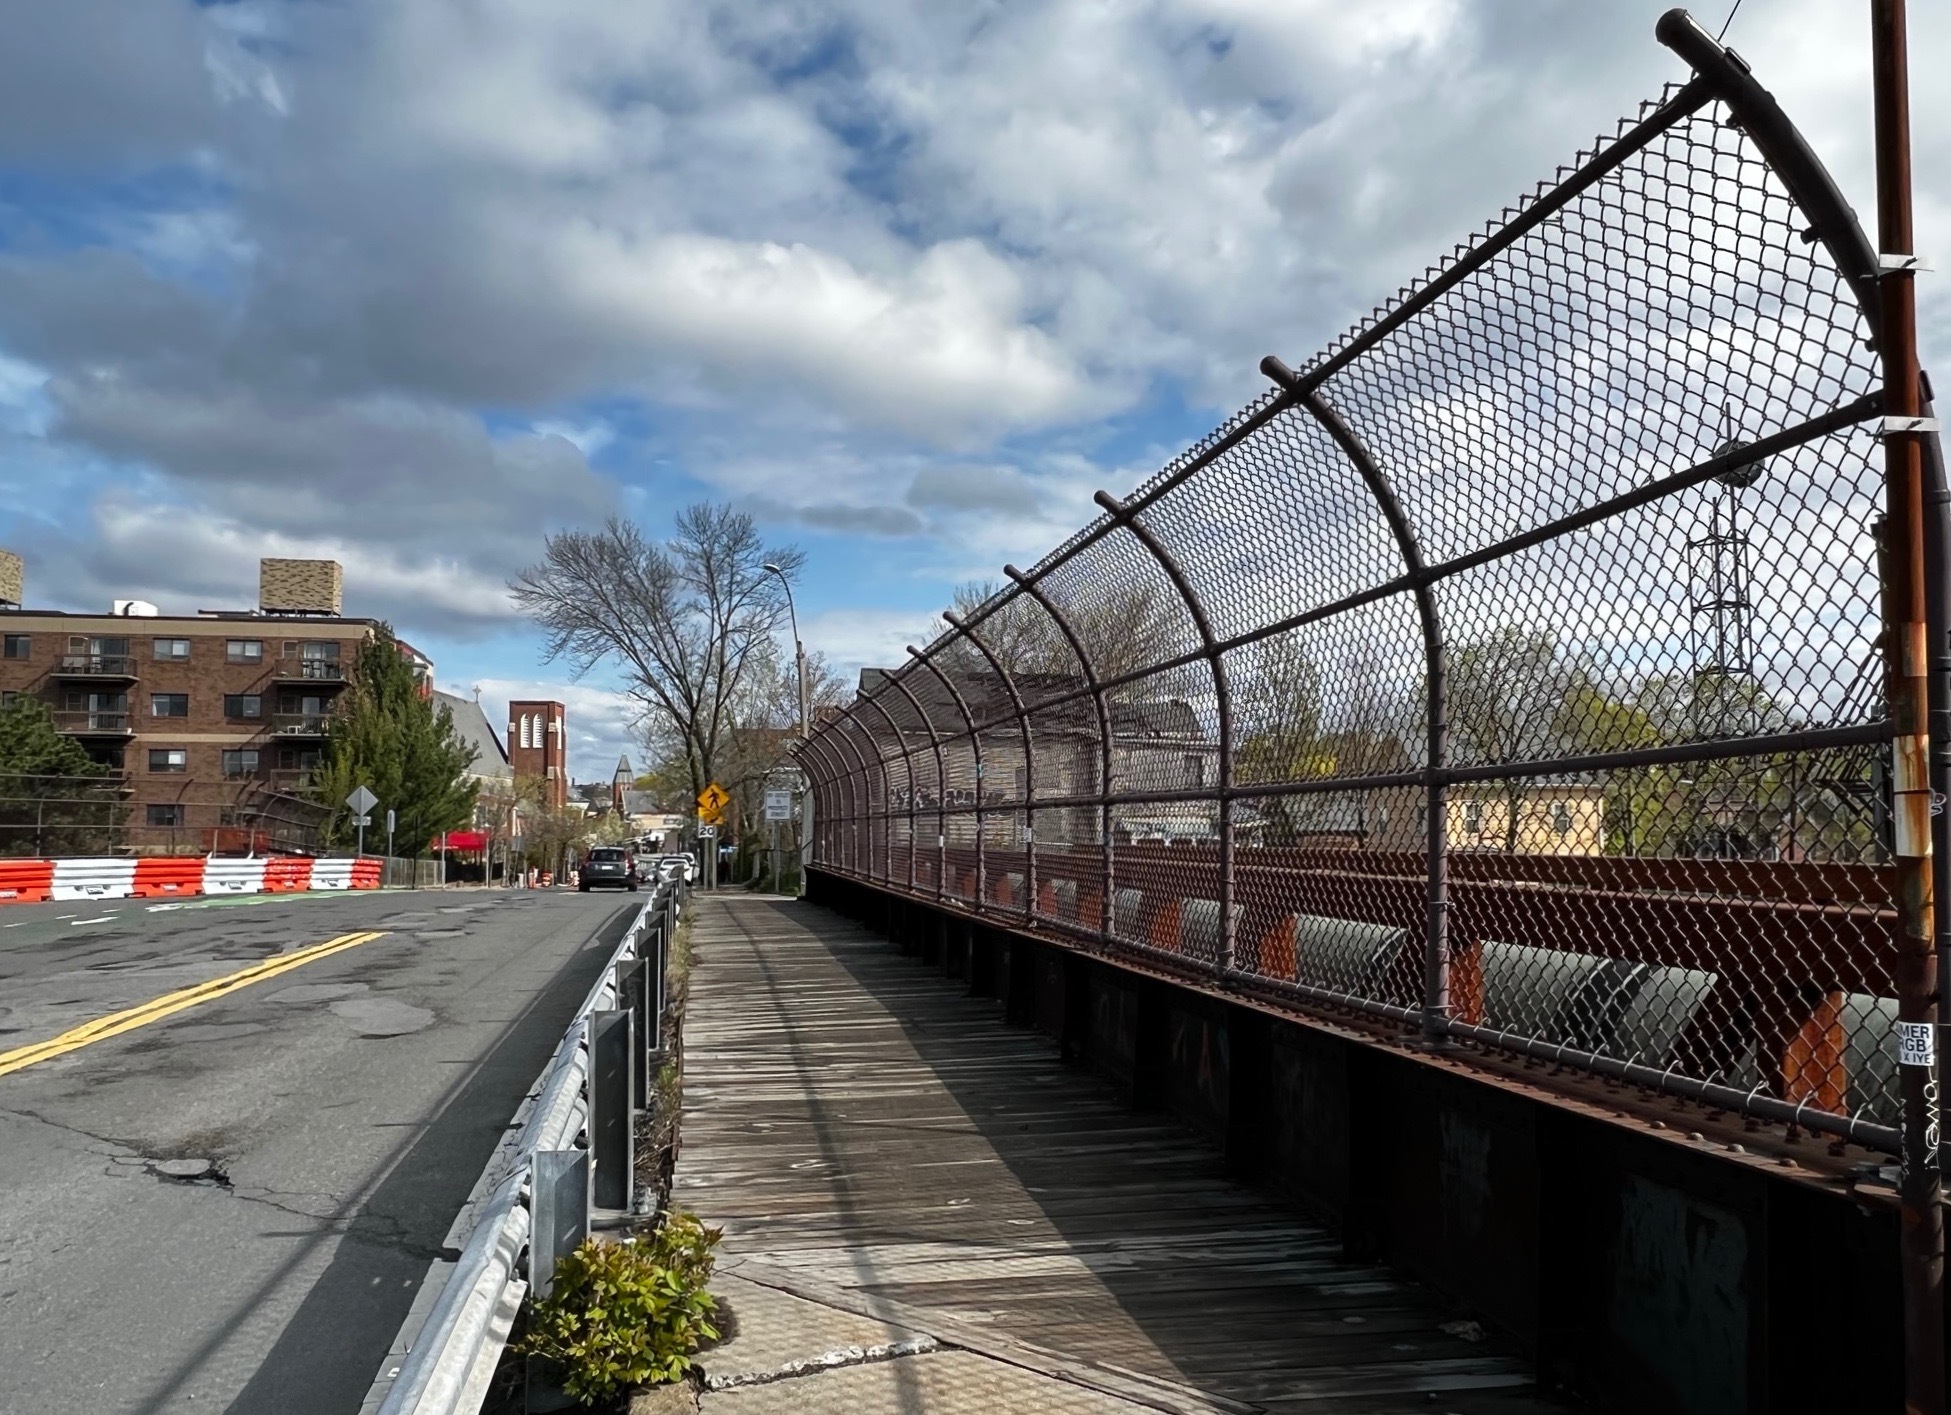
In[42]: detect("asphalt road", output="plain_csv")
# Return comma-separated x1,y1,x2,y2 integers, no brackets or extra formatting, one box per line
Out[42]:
0,886,638,1415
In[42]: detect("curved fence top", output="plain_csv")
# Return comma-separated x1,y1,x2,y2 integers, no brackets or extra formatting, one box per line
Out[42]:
800,11,1926,1152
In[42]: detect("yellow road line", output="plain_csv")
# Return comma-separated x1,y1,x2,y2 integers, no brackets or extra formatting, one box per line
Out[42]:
0,930,391,1079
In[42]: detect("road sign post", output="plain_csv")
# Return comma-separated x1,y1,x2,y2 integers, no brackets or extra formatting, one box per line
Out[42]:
346,786,379,859
763,789,791,894
385,808,396,871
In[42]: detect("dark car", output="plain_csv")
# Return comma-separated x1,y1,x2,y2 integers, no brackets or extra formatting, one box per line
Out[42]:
579,846,639,892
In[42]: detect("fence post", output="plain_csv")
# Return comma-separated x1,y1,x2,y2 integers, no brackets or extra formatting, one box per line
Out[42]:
588,1010,634,1212
1870,1,1944,1409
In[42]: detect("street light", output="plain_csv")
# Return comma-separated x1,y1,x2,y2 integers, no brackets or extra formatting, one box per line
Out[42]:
763,563,812,895
762,563,810,742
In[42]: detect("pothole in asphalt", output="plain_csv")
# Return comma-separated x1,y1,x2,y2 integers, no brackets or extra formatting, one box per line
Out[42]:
328,997,435,1037
266,981,370,1005
145,1157,232,1189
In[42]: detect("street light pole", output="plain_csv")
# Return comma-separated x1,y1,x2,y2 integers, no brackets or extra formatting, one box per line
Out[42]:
765,563,813,895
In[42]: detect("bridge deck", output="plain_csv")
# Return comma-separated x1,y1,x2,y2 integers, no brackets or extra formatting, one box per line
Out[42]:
675,896,1575,1414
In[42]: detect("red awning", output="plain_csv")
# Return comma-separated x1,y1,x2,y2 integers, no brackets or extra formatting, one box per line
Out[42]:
439,831,488,851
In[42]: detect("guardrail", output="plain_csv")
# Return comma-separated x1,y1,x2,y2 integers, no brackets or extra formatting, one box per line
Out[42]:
368,873,686,1415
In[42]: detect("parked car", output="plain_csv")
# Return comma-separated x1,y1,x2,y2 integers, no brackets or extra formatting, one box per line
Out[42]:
660,854,697,883
579,846,639,892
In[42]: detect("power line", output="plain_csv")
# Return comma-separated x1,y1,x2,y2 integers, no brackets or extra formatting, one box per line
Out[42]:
1717,0,1747,42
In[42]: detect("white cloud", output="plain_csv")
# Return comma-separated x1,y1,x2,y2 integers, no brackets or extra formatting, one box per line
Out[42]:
801,606,942,680
1,0,1947,683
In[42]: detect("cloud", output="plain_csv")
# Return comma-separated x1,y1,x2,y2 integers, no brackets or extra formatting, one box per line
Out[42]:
801,606,942,679
0,0,1945,690
906,465,1043,516
793,503,927,537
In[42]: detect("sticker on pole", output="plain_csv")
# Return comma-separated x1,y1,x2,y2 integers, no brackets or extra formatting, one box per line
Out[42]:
1899,1020,1936,1068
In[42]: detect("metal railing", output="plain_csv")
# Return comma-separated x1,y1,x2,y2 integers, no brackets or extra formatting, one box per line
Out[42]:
798,13,1946,1158
50,710,132,734
276,660,347,682
271,712,332,735
369,880,683,1415
54,655,137,677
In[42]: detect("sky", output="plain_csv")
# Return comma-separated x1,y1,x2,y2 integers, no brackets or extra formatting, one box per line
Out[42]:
0,0,1945,783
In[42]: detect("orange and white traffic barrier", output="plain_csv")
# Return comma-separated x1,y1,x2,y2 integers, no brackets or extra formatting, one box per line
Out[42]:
0,856,385,905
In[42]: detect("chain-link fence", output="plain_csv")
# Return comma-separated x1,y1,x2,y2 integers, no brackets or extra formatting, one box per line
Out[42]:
799,14,1946,1155
0,774,332,857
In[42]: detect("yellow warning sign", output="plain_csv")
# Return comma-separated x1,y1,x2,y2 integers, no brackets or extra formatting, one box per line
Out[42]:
697,782,732,824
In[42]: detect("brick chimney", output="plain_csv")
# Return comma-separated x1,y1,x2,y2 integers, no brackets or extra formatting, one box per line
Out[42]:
259,558,343,615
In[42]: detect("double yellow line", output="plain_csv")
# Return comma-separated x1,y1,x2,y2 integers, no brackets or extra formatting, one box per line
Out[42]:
0,930,390,1079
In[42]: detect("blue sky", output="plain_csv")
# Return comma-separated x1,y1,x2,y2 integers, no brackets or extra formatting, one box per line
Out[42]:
1,0,1945,779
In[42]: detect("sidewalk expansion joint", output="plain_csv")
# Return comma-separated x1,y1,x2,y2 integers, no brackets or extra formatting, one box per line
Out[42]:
703,1336,940,1391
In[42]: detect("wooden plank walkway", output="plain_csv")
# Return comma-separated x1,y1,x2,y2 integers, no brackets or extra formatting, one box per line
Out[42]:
675,897,1578,1414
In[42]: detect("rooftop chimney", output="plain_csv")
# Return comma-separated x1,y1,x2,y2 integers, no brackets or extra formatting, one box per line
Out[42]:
258,558,343,616
0,549,21,609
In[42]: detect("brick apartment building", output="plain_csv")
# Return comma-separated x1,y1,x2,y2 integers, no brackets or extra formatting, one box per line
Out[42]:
0,552,390,855
508,699,569,810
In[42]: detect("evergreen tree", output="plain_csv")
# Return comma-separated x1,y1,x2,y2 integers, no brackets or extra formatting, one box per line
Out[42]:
0,696,120,855
311,626,479,856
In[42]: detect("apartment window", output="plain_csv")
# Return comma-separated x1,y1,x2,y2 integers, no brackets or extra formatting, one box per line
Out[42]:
1184,754,1205,789
152,638,191,661
1464,801,1484,837
226,639,264,664
2,633,28,660
146,803,185,827
1551,801,1573,837
148,748,188,773
301,641,340,662
151,693,189,718
224,693,264,720
277,747,322,770
221,749,259,778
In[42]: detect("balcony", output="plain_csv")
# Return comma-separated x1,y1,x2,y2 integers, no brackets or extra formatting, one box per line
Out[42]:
274,660,347,684
52,710,134,736
272,713,332,737
269,769,319,793
54,655,138,679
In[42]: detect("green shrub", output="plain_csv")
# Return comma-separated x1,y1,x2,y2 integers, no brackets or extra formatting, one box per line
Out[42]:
517,1212,722,1405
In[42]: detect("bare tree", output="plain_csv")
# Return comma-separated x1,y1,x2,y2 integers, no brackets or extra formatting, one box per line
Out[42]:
939,579,1185,684
512,505,804,803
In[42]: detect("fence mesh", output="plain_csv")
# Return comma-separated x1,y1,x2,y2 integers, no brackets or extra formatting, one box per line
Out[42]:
800,21,1933,1150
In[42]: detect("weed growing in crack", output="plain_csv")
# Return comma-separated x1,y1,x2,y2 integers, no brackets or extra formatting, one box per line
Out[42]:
516,1210,721,1406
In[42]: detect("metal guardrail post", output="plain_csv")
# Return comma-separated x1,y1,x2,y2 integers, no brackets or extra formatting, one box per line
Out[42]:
588,1009,634,1212
647,920,668,1057
529,1150,589,1300
615,959,648,1109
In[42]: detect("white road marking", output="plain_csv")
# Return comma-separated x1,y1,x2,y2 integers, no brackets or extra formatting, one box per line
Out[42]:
70,916,118,927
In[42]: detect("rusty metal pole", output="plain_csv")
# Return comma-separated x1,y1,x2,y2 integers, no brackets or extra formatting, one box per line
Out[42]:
1872,2,1944,1409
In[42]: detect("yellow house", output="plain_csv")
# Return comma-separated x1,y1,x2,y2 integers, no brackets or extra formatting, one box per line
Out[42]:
1449,784,1605,856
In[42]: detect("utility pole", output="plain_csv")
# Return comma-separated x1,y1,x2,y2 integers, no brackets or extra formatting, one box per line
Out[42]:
1872,2,1943,1410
